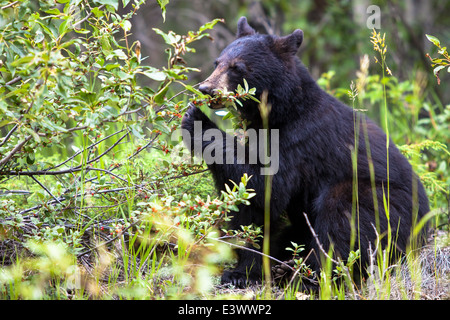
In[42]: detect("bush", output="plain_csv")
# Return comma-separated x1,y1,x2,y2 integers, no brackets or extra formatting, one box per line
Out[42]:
0,0,258,299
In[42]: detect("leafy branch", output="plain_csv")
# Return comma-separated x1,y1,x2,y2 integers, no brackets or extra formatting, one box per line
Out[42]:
190,79,260,143
426,34,450,85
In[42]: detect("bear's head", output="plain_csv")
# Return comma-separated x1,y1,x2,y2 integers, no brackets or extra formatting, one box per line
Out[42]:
198,17,305,125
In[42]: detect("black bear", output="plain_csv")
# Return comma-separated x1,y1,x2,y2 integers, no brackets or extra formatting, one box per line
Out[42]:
181,17,429,288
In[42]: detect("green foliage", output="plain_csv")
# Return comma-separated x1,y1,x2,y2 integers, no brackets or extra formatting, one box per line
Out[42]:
285,241,314,279
0,0,257,299
426,34,450,85
135,173,256,243
191,78,259,133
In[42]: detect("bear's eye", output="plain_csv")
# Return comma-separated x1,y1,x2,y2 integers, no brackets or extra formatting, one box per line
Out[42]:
213,60,219,69
229,61,246,74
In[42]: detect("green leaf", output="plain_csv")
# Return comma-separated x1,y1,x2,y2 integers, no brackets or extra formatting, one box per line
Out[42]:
44,8,61,15
183,85,205,97
69,0,83,6
111,49,128,60
35,19,58,39
243,78,249,92
24,127,41,143
425,34,440,47
141,69,166,81
153,121,171,134
10,55,34,67
198,18,224,33
130,123,145,139
105,63,120,71
152,28,181,45
0,119,12,127
121,20,132,32
91,6,105,17
59,18,71,36
26,154,35,165
154,83,170,104
156,0,169,22
96,0,119,10
41,118,68,132
114,70,132,80
433,65,446,76
222,111,233,120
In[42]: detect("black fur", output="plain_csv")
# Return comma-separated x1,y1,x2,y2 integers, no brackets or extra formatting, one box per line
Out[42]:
181,17,429,288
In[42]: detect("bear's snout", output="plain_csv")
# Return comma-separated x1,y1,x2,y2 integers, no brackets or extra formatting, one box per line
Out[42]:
198,83,214,96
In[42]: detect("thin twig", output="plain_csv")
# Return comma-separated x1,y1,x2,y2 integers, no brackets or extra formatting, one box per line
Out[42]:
30,175,64,206
64,202,126,210
0,124,19,148
1,167,83,176
127,135,158,160
211,236,295,272
0,131,130,176
0,135,32,169
86,167,129,183
4,76,21,85
285,249,318,289
1,1,19,9
303,212,359,297
77,220,138,258
47,129,126,171
168,168,209,180
72,4,105,29
80,131,130,169
0,190,31,195
0,101,33,148
303,212,339,265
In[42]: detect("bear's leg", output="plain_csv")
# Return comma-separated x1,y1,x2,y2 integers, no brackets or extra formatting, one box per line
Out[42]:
306,181,380,279
309,180,423,280
271,196,314,261
270,196,324,290
221,249,263,288
221,205,265,287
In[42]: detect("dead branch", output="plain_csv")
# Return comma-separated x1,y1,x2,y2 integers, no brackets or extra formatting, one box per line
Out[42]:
302,212,339,265
0,135,32,169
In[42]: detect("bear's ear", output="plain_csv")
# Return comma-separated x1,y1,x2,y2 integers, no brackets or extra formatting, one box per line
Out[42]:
275,29,304,55
236,17,256,38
